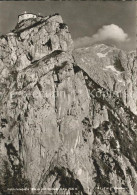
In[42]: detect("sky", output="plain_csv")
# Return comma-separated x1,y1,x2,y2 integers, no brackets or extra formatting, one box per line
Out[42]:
0,1,136,51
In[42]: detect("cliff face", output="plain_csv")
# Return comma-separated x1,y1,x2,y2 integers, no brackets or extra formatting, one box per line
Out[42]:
74,45,137,115
0,14,137,195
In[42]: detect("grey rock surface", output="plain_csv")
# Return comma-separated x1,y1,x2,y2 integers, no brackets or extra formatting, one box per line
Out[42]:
0,13,137,195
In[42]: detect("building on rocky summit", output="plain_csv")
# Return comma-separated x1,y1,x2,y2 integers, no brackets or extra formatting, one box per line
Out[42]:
18,12,43,23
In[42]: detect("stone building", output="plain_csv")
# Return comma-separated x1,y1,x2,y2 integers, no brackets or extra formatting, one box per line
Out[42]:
18,13,38,23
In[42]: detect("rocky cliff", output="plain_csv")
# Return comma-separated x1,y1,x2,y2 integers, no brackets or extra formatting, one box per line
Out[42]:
0,13,137,195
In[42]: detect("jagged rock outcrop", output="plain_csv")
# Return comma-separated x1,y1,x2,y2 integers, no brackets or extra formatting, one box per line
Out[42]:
0,13,137,195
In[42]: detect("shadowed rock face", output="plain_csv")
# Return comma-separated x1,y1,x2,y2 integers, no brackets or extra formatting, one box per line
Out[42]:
0,13,137,195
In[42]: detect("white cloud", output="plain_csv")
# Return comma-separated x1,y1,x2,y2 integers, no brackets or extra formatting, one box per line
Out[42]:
74,24,129,48
92,24,129,42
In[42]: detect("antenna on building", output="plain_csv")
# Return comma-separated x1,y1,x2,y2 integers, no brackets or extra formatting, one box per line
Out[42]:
24,11,27,14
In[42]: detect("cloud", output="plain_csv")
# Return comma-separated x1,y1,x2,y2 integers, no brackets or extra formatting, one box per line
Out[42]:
92,24,129,42
74,24,129,48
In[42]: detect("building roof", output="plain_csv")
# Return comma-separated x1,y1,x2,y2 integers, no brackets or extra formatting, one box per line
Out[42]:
18,13,37,18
